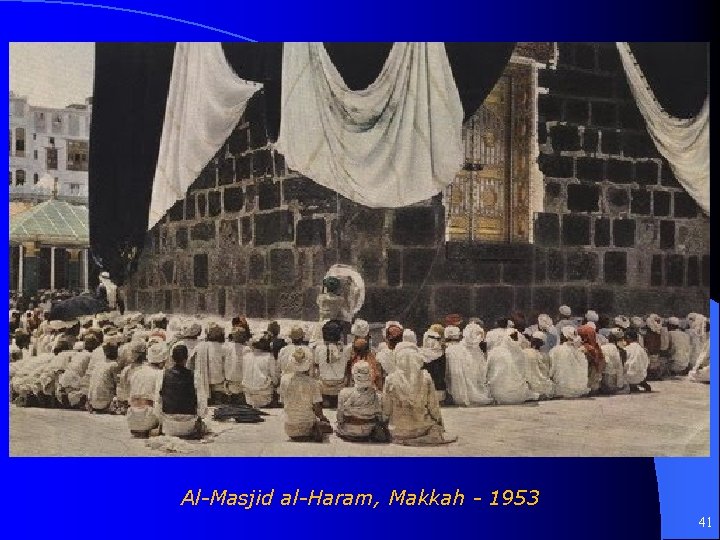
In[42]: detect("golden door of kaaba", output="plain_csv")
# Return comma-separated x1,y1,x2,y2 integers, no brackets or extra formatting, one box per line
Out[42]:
445,63,532,243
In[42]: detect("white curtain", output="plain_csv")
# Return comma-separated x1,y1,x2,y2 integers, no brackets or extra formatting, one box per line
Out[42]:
275,42,464,208
148,42,262,230
616,42,709,215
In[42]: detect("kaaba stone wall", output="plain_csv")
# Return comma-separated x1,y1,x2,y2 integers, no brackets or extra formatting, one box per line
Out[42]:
124,43,710,328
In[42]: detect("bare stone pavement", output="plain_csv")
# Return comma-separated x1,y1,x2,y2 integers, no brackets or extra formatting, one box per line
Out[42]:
9,379,709,457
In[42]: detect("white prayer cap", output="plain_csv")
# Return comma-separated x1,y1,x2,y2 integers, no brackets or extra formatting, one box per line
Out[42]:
48,320,66,331
631,316,645,327
351,319,369,337
668,316,680,326
596,334,609,346
537,314,553,330
561,326,577,340
402,328,417,344
532,331,546,342
99,271,110,279
73,341,85,352
615,316,630,329
385,320,403,331
395,341,419,354
290,348,311,373
585,310,599,322
444,326,461,340
687,312,699,321
610,327,624,338
586,321,596,330
351,360,373,389
559,305,572,317
506,319,515,329
103,332,123,346
463,322,485,342
182,323,202,338
147,342,168,365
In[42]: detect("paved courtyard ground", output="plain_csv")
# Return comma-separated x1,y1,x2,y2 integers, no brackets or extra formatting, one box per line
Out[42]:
10,379,710,457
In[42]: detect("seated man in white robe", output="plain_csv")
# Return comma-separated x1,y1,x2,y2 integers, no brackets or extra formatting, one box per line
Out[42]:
87,332,123,413
191,324,230,405
523,331,554,398
126,342,166,438
279,349,331,442
116,340,148,414
688,338,710,384
376,323,403,382
336,361,384,441
56,333,101,409
600,328,629,394
667,317,692,375
278,326,313,376
382,348,455,446
241,335,278,408
158,344,204,439
313,320,347,408
445,324,493,406
485,330,540,405
224,327,249,405
548,326,589,398
624,329,652,392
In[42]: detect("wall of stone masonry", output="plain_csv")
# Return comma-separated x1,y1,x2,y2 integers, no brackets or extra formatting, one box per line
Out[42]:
124,43,710,326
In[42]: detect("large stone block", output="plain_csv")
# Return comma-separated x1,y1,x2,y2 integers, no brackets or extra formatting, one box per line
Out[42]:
161,260,174,285
635,160,659,186
267,287,305,319
561,286,588,314
659,220,675,250
473,286,514,323
538,154,573,178
219,219,239,248
562,215,591,246
254,211,294,246
168,201,184,222
391,207,438,246
547,249,565,281
566,251,598,281
660,159,682,188
223,187,244,213
402,248,435,284
227,288,246,316
252,148,273,178
590,100,617,127
605,159,633,183
600,130,621,155
533,212,560,246
258,180,281,210
538,93,562,120
589,287,615,315
653,191,671,217
604,251,627,285
227,127,248,157
217,288,227,317
296,218,327,247
674,192,698,218
182,290,196,313
191,222,215,242
564,99,589,124
547,69,614,99
513,286,532,314
533,248,547,283
193,254,208,288
241,216,253,245
236,155,251,181
357,250,382,284
270,249,296,286
208,190,222,217
651,254,663,286
622,131,660,158
433,285,474,321
532,286,561,314
550,124,580,151
607,187,629,210
175,227,188,250
687,256,700,287
567,183,599,212
245,288,267,318
218,157,235,186
594,217,610,247
573,43,596,70
387,249,402,286
630,190,651,215
665,254,685,286
283,177,337,210
612,219,636,248
248,251,266,282
184,195,196,220
194,166,217,190
197,193,207,218
582,128,599,152
502,260,535,285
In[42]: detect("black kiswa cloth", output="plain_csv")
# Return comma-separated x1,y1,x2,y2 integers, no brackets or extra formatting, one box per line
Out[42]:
89,42,516,284
213,404,269,423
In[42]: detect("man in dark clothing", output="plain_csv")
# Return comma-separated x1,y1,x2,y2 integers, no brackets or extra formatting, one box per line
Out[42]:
159,345,203,439
267,320,287,361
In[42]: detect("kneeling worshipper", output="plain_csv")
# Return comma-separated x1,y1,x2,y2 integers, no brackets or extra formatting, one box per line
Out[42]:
445,323,493,406
522,332,554,398
279,349,332,442
192,324,230,406
549,326,590,398
344,336,382,390
336,361,385,442
224,327,249,405
87,332,123,413
382,348,456,446
158,344,204,439
624,329,652,392
117,340,149,414
577,324,606,395
644,315,666,380
313,320,347,408
376,322,404,381
485,329,540,405
241,335,278,408
688,334,710,384
125,342,166,438
177,322,202,369
555,305,576,335
35,336,76,408
278,326,313,376
600,328,630,395
667,317,692,375
420,328,447,403
55,334,98,409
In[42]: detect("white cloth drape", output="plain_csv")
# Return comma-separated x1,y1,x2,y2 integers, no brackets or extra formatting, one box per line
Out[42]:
276,42,464,207
149,42,262,229
616,42,710,215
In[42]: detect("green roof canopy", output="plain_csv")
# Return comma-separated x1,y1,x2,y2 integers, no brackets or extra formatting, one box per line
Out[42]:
9,199,89,247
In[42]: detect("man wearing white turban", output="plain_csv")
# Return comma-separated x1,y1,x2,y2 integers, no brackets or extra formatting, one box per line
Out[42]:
600,328,629,394
485,329,540,405
522,331,554,398
555,305,576,335
87,332,123,413
420,328,447,403
382,348,454,446
548,326,589,398
446,323,493,406
667,317,692,375
624,329,651,392
125,342,166,438
336,361,384,441
279,348,331,441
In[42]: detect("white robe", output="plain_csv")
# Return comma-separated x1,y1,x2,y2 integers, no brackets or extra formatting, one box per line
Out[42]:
445,342,493,406
669,329,692,372
624,342,649,385
486,342,539,405
522,348,554,397
600,343,628,392
548,343,589,398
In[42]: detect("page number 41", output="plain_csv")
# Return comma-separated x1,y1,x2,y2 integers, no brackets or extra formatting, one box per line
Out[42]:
698,517,712,527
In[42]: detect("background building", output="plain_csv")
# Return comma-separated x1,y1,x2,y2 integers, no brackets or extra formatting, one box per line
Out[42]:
116,43,709,325
9,91,91,203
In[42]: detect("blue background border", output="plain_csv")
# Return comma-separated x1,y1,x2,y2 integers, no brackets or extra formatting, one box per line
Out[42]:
1,2,715,538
